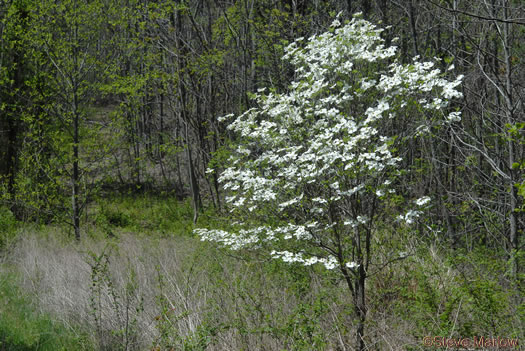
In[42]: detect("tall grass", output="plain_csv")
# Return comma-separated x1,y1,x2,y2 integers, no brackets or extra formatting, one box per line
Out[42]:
1,198,522,350
0,269,92,350
3,229,353,350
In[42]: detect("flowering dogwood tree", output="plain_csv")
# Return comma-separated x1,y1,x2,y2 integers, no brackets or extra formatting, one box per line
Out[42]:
195,14,462,350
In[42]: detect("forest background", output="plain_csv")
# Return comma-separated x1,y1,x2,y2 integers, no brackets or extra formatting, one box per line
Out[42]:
0,0,523,350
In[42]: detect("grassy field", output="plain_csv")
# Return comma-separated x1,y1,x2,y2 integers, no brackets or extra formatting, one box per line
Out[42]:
1,197,523,350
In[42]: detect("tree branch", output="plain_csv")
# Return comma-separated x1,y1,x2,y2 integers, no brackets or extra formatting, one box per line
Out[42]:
425,0,525,26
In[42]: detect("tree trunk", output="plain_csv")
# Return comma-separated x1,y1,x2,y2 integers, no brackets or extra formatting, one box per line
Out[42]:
354,264,367,351
72,97,81,241
186,124,201,224
501,0,519,279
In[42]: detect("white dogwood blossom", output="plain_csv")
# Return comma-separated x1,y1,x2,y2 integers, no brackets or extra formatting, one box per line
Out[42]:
196,14,462,271
415,196,431,206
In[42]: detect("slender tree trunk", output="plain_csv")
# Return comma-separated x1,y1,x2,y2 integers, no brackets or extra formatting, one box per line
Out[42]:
501,0,519,278
71,22,81,241
354,264,367,351
408,0,419,56
72,96,81,241
5,115,18,196
174,3,201,221
350,226,367,351
186,124,201,224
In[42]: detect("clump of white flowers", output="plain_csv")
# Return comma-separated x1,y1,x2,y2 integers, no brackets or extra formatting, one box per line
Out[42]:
195,14,462,271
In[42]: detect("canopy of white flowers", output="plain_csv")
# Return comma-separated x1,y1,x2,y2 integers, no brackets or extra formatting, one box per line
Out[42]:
195,14,463,271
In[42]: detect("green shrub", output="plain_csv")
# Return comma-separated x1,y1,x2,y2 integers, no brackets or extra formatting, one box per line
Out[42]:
91,195,201,236
96,206,132,228
0,206,17,249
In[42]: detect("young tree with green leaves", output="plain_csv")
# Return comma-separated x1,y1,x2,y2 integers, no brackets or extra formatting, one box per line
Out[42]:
196,14,463,350
23,0,121,239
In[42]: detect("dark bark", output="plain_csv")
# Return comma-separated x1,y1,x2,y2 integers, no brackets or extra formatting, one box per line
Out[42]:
72,95,80,241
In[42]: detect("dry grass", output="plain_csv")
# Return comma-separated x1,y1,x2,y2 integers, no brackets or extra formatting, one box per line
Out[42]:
3,228,520,351
3,230,352,350
5,231,211,350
